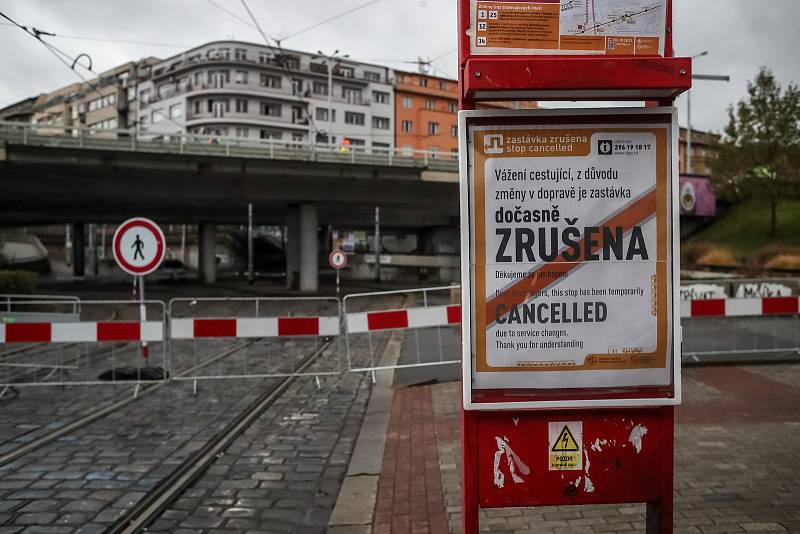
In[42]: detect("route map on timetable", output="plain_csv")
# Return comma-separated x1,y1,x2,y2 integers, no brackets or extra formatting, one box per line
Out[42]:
560,0,664,38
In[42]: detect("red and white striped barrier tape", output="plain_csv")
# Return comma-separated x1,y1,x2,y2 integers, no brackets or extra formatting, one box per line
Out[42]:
0,321,163,344
680,296,799,318
170,316,339,339
346,304,461,334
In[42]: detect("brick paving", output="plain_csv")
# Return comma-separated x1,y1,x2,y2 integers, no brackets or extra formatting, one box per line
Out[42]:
372,386,449,534
374,363,800,533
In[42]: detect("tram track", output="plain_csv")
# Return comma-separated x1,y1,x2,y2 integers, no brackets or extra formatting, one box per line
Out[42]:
107,337,335,534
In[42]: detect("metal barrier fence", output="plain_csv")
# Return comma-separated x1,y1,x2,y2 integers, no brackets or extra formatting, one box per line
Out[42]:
168,297,341,388
0,120,458,171
344,286,461,372
0,300,167,392
681,296,800,361
1,294,81,322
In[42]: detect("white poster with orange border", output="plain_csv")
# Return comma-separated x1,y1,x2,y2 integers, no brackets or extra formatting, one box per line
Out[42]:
459,108,680,407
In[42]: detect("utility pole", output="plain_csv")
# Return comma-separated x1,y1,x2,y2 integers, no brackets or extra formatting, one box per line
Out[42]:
374,206,381,283
247,203,254,285
685,51,729,174
316,50,348,147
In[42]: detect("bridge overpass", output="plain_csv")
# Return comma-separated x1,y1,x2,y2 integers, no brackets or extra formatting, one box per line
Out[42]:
0,122,459,289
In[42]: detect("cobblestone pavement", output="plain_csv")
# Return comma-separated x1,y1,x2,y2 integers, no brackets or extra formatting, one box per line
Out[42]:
147,359,370,533
373,363,800,533
0,292,398,533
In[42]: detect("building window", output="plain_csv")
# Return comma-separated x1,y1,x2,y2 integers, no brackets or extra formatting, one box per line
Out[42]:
373,142,390,153
260,102,281,117
169,103,183,119
447,102,457,113
139,88,151,104
235,48,247,60
316,133,330,144
336,65,355,78
420,78,428,87
235,99,248,113
402,96,413,108
429,146,439,158
342,87,363,104
194,72,203,86
428,121,439,135
279,55,300,70
158,84,173,99
363,71,380,82
402,120,413,133
235,70,248,84
349,138,365,146
451,125,458,137
291,79,303,95
193,100,201,114
127,87,136,101
260,129,281,140
439,80,448,90
315,107,335,122
373,91,389,104
372,116,390,130
291,132,303,143
218,48,230,59
345,111,365,125
258,52,270,64
236,127,249,138
152,109,164,123
313,81,328,95
425,99,436,111
260,74,281,88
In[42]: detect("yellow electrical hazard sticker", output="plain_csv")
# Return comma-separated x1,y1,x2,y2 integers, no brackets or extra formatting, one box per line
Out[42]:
548,421,582,470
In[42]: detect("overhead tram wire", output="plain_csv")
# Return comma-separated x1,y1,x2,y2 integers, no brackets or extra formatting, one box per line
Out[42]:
239,0,321,139
0,10,204,149
0,23,190,48
275,0,384,44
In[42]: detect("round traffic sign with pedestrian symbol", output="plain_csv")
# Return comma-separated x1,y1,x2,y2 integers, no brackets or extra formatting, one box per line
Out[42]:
329,249,347,270
112,217,166,276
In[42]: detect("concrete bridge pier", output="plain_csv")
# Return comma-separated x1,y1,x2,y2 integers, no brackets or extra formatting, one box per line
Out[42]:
199,222,216,284
72,222,85,277
285,206,300,290
299,203,318,292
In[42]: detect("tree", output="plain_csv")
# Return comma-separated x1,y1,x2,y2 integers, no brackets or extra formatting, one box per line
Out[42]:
711,68,800,236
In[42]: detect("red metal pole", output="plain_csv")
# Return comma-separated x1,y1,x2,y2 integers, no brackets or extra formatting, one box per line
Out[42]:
646,406,675,533
461,408,479,533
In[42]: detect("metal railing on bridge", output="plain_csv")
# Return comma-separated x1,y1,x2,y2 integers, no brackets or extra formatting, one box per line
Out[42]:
0,120,459,172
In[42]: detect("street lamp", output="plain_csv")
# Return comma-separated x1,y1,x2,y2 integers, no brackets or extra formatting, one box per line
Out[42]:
686,51,729,174
315,49,349,147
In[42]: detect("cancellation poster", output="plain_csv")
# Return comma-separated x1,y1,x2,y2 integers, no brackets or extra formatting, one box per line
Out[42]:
469,117,674,390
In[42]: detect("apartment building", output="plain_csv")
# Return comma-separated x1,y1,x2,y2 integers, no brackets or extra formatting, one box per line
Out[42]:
136,41,394,150
0,60,157,134
394,70,536,157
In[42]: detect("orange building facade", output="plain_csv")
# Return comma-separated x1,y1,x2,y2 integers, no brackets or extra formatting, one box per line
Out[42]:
393,70,536,157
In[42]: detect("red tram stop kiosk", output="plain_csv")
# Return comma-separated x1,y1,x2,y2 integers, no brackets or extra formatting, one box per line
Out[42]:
456,1,691,532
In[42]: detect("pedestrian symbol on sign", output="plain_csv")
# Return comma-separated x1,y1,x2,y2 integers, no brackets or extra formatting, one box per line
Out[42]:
132,234,145,261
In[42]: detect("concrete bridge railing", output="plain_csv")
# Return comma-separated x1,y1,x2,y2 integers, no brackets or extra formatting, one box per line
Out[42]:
0,120,459,172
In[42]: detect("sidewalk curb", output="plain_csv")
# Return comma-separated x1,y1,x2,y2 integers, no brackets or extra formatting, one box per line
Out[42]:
328,330,403,532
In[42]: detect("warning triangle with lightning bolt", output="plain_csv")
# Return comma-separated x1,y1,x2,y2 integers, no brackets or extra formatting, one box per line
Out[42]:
551,425,580,452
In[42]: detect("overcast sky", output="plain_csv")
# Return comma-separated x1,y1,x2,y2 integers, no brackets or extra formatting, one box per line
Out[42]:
1,0,798,134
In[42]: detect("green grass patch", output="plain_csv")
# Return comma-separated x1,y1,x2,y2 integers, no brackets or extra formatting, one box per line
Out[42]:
686,200,800,262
